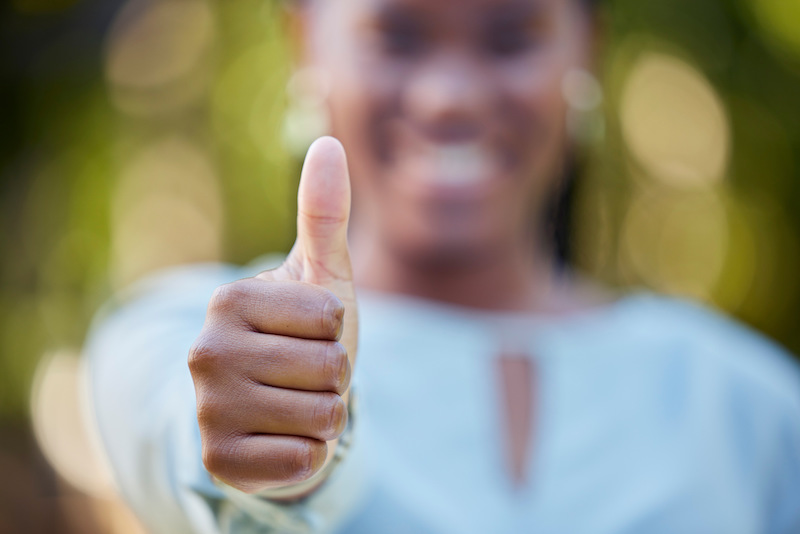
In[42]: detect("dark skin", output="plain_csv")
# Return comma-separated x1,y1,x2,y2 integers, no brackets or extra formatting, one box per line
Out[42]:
189,0,600,498
320,0,594,310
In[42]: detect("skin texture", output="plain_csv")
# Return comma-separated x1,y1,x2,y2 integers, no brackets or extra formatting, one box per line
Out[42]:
306,0,593,310
190,0,596,496
189,138,357,494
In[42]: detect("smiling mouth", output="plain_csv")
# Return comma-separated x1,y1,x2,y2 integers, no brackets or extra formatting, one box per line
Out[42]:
429,142,494,185
401,140,505,192
383,118,508,196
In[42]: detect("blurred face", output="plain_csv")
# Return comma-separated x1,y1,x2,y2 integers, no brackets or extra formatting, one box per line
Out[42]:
305,0,592,267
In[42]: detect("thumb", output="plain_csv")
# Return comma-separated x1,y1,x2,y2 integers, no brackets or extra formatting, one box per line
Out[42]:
294,136,353,284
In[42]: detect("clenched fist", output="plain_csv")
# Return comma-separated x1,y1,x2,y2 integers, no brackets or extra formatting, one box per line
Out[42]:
189,137,358,496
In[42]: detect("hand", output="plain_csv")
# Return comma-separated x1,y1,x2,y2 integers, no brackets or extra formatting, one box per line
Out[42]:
189,137,358,495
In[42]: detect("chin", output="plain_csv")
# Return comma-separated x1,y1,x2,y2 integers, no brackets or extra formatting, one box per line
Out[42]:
389,225,505,273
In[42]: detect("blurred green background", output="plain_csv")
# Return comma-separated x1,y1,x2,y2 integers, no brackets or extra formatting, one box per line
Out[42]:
1,0,799,531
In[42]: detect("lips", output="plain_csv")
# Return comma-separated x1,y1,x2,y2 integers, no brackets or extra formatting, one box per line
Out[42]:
377,118,513,204
425,142,494,185
397,137,507,194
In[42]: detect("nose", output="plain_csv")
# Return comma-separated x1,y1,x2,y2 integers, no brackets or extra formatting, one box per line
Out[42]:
405,53,492,139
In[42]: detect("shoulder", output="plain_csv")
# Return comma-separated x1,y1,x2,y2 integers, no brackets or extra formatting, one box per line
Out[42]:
85,257,286,395
614,293,800,413
91,255,285,328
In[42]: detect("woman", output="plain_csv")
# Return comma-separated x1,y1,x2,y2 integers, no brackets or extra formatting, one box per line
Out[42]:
86,0,800,532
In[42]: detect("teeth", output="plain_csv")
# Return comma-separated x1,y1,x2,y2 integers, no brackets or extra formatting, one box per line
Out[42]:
431,143,491,184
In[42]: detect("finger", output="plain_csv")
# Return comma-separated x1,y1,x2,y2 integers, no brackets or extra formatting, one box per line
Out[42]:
251,388,347,441
192,329,350,394
204,434,327,494
206,386,347,442
207,278,343,340
242,334,350,394
295,136,353,284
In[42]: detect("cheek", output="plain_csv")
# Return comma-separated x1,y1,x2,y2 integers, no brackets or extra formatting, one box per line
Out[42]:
503,61,571,192
327,61,398,180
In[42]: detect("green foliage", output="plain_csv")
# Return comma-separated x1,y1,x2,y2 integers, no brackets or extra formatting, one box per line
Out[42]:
1,0,799,420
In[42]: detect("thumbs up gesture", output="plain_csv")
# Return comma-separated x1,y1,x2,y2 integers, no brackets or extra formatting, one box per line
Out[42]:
189,137,358,495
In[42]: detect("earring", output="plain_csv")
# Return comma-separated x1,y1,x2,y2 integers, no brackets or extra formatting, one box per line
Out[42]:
562,69,605,146
282,66,332,157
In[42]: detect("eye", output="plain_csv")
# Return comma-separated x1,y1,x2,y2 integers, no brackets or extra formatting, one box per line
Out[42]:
485,25,535,57
483,7,550,58
378,14,427,57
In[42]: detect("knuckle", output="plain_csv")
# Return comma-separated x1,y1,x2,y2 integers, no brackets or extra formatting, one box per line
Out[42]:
188,333,220,375
283,440,324,483
209,281,248,316
319,291,344,339
285,441,313,482
202,434,241,480
195,394,225,428
322,342,349,394
204,434,269,493
312,393,347,441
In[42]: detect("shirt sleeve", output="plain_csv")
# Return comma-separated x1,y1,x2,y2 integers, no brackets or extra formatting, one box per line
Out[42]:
84,263,366,534
768,388,800,534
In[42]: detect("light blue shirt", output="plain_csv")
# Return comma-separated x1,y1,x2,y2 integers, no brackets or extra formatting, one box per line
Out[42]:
85,261,800,533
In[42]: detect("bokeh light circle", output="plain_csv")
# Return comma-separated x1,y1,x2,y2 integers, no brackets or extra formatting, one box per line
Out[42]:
620,51,731,188
105,0,216,116
620,185,729,300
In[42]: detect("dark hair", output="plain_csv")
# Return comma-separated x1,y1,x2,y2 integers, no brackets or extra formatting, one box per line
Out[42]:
550,1,601,269
548,156,579,270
